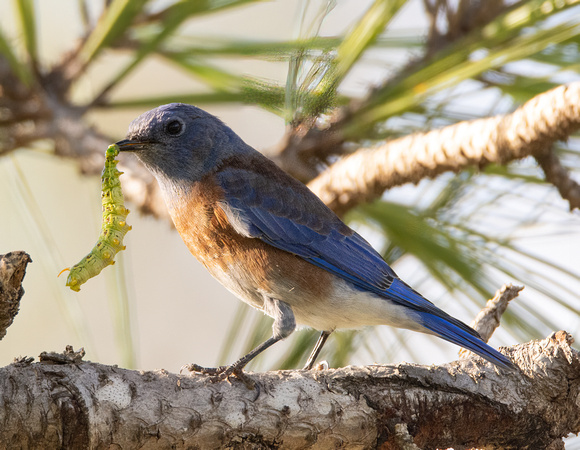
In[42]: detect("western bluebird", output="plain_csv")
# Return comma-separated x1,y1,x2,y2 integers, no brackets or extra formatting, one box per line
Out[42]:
116,103,514,379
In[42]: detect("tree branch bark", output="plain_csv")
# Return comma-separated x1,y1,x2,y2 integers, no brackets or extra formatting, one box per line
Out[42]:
1,332,578,449
307,82,580,216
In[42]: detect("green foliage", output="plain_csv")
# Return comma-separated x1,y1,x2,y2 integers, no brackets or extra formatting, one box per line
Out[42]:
14,0,36,64
307,0,407,115
0,26,31,84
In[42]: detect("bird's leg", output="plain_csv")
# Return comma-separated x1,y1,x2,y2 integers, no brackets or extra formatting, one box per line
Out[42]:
184,299,296,384
303,330,332,370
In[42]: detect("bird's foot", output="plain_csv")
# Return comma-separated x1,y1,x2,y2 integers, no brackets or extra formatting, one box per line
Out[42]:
181,363,256,389
181,363,226,376
302,359,329,371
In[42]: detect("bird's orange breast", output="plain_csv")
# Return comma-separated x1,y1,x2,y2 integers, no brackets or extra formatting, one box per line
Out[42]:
166,175,334,313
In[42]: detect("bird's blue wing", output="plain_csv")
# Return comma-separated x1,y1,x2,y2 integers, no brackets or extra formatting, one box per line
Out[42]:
217,165,441,314
217,166,397,290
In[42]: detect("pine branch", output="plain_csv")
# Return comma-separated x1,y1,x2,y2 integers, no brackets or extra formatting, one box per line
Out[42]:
1,333,577,449
307,82,580,216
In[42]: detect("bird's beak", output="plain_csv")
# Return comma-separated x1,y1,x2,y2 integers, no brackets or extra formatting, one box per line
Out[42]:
115,139,148,152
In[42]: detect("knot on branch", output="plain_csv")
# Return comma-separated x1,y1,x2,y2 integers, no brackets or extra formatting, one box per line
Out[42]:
40,345,86,365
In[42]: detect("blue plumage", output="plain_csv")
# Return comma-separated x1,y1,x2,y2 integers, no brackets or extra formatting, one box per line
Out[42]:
218,166,397,290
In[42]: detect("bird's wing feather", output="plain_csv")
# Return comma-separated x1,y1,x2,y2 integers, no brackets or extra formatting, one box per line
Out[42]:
216,166,442,314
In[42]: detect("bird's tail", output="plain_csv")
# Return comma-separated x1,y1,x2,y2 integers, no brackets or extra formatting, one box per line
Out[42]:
419,313,516,371
386,279,515,371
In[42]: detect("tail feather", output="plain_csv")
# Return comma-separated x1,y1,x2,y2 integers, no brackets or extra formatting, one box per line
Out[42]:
383,279,515,370
421,314,516,371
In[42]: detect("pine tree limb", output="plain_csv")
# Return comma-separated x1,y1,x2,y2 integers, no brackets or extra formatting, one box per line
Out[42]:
307,82,580,216
0,333,578,449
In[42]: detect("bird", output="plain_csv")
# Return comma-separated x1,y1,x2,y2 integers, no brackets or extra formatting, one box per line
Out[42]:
116,103,515,379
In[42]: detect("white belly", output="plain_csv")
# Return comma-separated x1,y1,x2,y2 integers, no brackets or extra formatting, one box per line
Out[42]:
290,278,428,333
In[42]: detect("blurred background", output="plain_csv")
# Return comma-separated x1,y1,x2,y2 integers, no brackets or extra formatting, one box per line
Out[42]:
1,1,580,443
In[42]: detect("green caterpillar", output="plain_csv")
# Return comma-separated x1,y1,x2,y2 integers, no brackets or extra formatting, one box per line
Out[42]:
60,144,131,291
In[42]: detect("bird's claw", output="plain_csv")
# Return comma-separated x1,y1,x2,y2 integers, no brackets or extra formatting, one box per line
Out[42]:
303,360,329,371
208,366,256,390
181,363,227,376
181,363,256,389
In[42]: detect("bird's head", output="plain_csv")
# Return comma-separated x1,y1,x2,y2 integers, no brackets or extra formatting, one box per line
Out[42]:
117,103,250,186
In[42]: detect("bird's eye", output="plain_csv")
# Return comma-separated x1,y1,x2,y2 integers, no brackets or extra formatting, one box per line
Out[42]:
165,119,184,136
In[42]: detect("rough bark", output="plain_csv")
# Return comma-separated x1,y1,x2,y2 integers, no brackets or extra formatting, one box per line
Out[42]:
307,82,580,216
0,332,578,449
0,251,32,340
